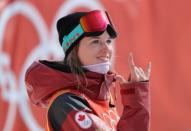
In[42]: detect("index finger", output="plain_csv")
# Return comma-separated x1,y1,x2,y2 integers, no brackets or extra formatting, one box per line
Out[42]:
146,61,151,78
128,52,135,69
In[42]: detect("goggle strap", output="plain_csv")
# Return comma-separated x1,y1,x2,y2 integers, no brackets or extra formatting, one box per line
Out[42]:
62,24,84,50
105,11,115,28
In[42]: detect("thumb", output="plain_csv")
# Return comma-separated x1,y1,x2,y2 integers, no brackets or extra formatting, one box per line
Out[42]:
115,75,127,84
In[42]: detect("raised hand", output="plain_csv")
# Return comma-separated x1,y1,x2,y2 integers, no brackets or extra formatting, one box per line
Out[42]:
128,52,151,82
115,52,151,83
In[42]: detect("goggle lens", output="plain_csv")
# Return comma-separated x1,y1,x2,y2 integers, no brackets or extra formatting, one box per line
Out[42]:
80,10,109,32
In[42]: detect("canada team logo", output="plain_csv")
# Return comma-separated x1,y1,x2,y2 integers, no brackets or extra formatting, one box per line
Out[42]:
75,111,92,129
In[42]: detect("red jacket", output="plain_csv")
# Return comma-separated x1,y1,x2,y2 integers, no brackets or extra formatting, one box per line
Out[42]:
25,60,150,131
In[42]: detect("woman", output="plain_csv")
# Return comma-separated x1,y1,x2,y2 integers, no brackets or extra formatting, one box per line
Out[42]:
25,10,151,131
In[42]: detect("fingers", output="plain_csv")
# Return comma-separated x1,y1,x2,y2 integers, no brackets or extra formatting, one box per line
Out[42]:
135,67,147,81
128,53,138,82
128,52,151,82
131,66,139,82
128,52,135,69
139,67,145,76
138,67,147,80
145,61,151,79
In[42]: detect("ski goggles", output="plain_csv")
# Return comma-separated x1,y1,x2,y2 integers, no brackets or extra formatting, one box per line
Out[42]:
62,10,117,52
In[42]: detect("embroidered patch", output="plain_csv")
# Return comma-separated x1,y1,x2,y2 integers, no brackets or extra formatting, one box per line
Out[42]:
75,111,92,129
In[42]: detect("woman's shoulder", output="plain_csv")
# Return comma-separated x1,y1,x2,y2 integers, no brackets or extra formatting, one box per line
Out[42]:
49,92,91,112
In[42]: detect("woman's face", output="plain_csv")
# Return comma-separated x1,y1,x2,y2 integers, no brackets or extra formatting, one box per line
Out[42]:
78,31,114,66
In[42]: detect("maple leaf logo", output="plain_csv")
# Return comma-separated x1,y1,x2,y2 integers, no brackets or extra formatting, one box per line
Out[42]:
78,114,86,121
